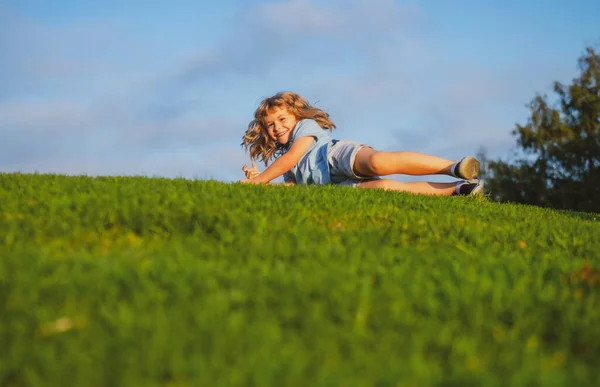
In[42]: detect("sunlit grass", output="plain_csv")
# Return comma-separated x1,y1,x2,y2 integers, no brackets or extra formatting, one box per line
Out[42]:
1,172,599,386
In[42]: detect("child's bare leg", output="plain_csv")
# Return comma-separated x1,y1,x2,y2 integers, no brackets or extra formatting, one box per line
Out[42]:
353,147,455,177
358,179,456,196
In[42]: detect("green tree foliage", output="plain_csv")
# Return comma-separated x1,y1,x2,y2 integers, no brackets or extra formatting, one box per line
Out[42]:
488,47,600,213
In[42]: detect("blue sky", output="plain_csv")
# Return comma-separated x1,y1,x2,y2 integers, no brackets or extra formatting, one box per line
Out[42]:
1,0,599,182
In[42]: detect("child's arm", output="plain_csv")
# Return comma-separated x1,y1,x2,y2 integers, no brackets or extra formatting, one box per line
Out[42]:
242,137,314,184
241,163,296,185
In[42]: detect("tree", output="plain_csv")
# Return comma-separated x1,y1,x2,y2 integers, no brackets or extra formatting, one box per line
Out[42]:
488,47,600,213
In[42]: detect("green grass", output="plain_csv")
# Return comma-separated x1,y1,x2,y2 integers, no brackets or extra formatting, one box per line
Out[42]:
1,172,599,387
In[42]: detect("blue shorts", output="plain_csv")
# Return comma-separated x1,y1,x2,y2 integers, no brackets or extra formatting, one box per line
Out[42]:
327,140,381,187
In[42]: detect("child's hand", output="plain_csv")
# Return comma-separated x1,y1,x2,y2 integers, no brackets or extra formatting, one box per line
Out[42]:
239,178,260,184
242,161,260,180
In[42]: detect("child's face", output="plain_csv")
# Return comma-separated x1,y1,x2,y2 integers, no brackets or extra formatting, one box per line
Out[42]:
264,107,298,146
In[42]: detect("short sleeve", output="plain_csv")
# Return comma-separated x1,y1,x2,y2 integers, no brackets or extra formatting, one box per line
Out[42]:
291,119,325,142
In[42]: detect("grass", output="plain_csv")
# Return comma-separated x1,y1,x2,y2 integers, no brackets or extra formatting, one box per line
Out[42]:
1,172,599,386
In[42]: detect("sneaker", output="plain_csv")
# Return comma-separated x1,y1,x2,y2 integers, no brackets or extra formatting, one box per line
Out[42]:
455,179,485,196
452,156,480,180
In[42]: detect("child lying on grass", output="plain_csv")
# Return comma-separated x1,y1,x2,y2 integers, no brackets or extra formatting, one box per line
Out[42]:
240,91,483,196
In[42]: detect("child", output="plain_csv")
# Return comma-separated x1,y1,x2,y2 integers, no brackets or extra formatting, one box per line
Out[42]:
240,91,483,196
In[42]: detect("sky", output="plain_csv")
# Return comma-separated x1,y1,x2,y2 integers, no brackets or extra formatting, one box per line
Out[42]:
1,0,599,183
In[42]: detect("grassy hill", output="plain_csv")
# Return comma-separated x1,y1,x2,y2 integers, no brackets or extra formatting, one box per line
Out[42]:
1,172,599,386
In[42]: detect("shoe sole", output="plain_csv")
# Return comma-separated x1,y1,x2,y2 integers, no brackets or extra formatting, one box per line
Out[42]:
469,179,485,195
458,156,480,180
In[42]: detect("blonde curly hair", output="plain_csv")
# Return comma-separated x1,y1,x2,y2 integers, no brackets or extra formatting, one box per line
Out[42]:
241,91,336,164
